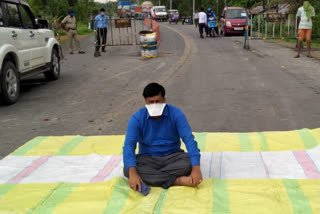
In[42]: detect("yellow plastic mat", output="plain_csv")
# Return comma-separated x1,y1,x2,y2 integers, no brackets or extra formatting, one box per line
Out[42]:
10,128,319,156
0,178,319,214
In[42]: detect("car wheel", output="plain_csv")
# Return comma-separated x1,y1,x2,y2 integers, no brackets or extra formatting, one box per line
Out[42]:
0,61,20,105
44,48,60,81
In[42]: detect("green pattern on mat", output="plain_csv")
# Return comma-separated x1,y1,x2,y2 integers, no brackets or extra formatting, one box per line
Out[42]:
11,137,47,156
282,179,312,214
27,183,78,214
195,133,207,152
297,129,319,149
0,184,16,196
238,133,254,152
56,136,86,155
212,179,230,213
258,132,270,151
102,178,130,214
153,189,168,214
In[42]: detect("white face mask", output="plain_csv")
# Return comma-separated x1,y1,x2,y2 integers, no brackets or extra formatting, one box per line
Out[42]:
146,103,166,117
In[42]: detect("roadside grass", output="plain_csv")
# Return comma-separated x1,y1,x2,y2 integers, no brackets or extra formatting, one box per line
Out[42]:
282,38,320,48
77,21,94,35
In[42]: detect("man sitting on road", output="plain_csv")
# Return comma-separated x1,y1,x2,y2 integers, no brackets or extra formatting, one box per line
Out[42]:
198,7,207,39
61,9,85,55
123,83,202,191
295,0,315,58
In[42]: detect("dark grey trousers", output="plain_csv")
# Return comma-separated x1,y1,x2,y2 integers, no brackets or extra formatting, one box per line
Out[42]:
124,152,192,189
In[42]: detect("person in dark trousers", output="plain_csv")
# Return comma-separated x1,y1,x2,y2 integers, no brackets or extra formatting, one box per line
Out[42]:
198,7,207,38
94,8,108,57
123,83,202,191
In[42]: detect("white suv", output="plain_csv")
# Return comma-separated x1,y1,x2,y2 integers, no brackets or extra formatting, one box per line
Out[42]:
0,0,61,104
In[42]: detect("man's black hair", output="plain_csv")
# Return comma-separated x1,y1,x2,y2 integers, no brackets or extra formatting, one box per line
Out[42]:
143,83,165,99
100,8,105,12
200,7,204,12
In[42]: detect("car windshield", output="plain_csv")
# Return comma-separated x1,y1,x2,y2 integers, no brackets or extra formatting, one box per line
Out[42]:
155,8,166,12
226,9,247,19
170,11,178,15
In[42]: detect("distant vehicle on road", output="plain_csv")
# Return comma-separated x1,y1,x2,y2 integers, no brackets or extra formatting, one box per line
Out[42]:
118,1,132,18
168,9,179,24
151,6,168,22
220,7,249,36
131,4,142,18
0,0,61,105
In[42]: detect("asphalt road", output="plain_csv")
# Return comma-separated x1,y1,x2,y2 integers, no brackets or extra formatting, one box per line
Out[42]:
1,23,320,159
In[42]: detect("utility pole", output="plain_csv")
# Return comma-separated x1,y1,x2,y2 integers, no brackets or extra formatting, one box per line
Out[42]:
193,0,195,16
224,0,226,7
170,0,172,10
216,0,218,15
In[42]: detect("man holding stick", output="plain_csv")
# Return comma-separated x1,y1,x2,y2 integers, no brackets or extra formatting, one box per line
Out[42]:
94,8,108,57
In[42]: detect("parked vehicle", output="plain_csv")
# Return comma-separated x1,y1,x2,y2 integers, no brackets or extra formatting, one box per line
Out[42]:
220,7,249,36
207,16,217,37
0,0,61,104
168,10,179,24
118,1,132,18
151,6,167,22
131,4,142,18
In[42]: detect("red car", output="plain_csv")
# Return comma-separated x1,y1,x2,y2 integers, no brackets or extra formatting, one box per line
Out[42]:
220,7,249,36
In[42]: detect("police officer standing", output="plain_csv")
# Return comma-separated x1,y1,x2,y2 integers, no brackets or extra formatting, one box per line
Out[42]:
94,8,108,57
61,9,85,55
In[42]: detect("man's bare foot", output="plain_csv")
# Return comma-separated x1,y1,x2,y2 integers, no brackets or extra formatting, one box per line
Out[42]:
174,176,194,187
294,55,300,58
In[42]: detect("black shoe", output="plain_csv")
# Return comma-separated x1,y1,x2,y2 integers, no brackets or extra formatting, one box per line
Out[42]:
200,35,204,39
102,49,106,53
70,51,74,55
78,50,85,54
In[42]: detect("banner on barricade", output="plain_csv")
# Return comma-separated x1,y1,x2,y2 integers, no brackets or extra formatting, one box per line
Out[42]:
115,19,132,28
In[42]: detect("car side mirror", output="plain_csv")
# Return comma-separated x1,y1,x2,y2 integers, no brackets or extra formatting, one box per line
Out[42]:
36,19,49,29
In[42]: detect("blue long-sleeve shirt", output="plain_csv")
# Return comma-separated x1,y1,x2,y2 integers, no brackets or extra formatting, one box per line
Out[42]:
123,104,200,170
95,14,108,29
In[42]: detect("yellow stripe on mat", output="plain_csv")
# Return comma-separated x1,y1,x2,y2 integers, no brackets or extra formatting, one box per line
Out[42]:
53,178,119,214
0,179,318,214
0,183,57,213
161,179,213,214
228,179,294,214
69,136,125,156
24,136,79,156
9,129,320,156
206,133,240,151
297,180,320,214
265,130,306,151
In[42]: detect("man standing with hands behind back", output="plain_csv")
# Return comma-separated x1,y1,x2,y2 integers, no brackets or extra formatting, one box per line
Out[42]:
61,9,85,55
123,83,202,191
295,0,315,58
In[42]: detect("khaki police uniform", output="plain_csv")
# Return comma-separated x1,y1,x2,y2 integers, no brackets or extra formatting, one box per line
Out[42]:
61,15,81,53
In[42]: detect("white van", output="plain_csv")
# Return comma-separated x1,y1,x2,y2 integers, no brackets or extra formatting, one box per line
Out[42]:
151,6,167,22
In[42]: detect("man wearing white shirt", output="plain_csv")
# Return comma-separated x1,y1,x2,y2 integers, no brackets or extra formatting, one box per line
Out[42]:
198,8,207,38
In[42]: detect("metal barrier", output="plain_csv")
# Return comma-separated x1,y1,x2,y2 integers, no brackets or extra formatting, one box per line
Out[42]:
250,13,298,40
106,18,151,46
